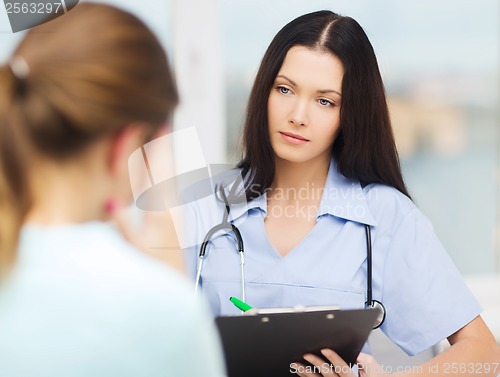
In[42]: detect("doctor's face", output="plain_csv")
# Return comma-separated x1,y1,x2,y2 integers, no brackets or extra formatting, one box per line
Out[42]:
267,45,344,166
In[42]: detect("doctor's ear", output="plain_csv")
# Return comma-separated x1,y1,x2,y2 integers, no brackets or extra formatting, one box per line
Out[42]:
107,123,150,178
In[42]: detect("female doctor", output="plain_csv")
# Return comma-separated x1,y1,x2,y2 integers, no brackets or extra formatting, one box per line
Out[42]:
183,10,500,376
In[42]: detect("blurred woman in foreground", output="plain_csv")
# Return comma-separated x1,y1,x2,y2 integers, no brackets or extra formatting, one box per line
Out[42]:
0,3,225,376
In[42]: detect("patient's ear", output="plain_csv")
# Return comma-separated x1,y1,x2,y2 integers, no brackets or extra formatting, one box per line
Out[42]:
108,123,148,178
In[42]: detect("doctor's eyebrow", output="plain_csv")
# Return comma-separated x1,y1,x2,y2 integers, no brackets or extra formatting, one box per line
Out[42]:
275,74,342,97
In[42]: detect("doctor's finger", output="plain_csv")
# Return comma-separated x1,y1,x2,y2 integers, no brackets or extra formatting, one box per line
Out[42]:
356,353,386,377
300,353,338,376
319,349,356,376
292,362,323,377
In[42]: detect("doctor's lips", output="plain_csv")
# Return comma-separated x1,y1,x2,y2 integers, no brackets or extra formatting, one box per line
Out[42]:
279,131,310,145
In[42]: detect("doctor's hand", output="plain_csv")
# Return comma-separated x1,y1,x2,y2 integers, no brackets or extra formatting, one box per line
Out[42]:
292,350,388,377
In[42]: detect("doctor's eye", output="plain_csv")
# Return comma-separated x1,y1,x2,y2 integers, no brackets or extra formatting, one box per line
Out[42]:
318,98,335,107
276,86,292,95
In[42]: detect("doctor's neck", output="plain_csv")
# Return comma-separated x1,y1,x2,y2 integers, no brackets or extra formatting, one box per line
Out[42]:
271,156,330,191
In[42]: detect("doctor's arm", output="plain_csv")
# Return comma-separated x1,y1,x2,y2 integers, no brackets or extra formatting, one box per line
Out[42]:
414,315,500,377
295,315,500,377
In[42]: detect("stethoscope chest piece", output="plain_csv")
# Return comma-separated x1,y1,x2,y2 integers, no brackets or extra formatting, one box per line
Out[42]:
366,299,386,329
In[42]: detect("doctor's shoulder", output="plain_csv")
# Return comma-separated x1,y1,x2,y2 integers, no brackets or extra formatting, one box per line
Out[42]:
361,182,423,233
360,181,453,267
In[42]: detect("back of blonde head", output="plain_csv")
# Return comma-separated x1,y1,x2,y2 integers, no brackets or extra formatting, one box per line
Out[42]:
0,3,178,273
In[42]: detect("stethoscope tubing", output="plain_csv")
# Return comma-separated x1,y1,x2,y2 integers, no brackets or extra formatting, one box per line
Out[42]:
194,225,245,302
195,185,246,303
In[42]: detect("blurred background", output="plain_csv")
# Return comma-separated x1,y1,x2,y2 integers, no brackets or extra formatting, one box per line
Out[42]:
1,0,499,364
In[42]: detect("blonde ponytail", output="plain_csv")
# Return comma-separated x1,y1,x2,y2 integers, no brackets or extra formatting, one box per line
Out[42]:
0,3,178,276
0,64,32,275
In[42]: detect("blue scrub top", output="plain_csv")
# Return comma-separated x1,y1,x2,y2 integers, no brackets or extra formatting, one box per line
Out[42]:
181,160,481,356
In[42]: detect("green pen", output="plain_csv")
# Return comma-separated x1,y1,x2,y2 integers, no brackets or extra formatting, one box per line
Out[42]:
229,296,253,312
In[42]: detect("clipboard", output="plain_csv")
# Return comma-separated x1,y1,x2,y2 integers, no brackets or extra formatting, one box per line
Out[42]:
215,307,379,377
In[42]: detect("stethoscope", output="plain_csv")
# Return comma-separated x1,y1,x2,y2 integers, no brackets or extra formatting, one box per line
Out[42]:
195,184,386,329
194,183,246,303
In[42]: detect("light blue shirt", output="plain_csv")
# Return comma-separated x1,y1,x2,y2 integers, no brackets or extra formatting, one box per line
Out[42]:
0,222,226,377
182,160,482,356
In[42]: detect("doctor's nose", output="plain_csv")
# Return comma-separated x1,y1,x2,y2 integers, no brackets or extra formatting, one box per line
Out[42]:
289,101,309,126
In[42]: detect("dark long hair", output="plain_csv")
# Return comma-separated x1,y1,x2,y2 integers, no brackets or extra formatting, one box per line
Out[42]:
238,10,410,199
